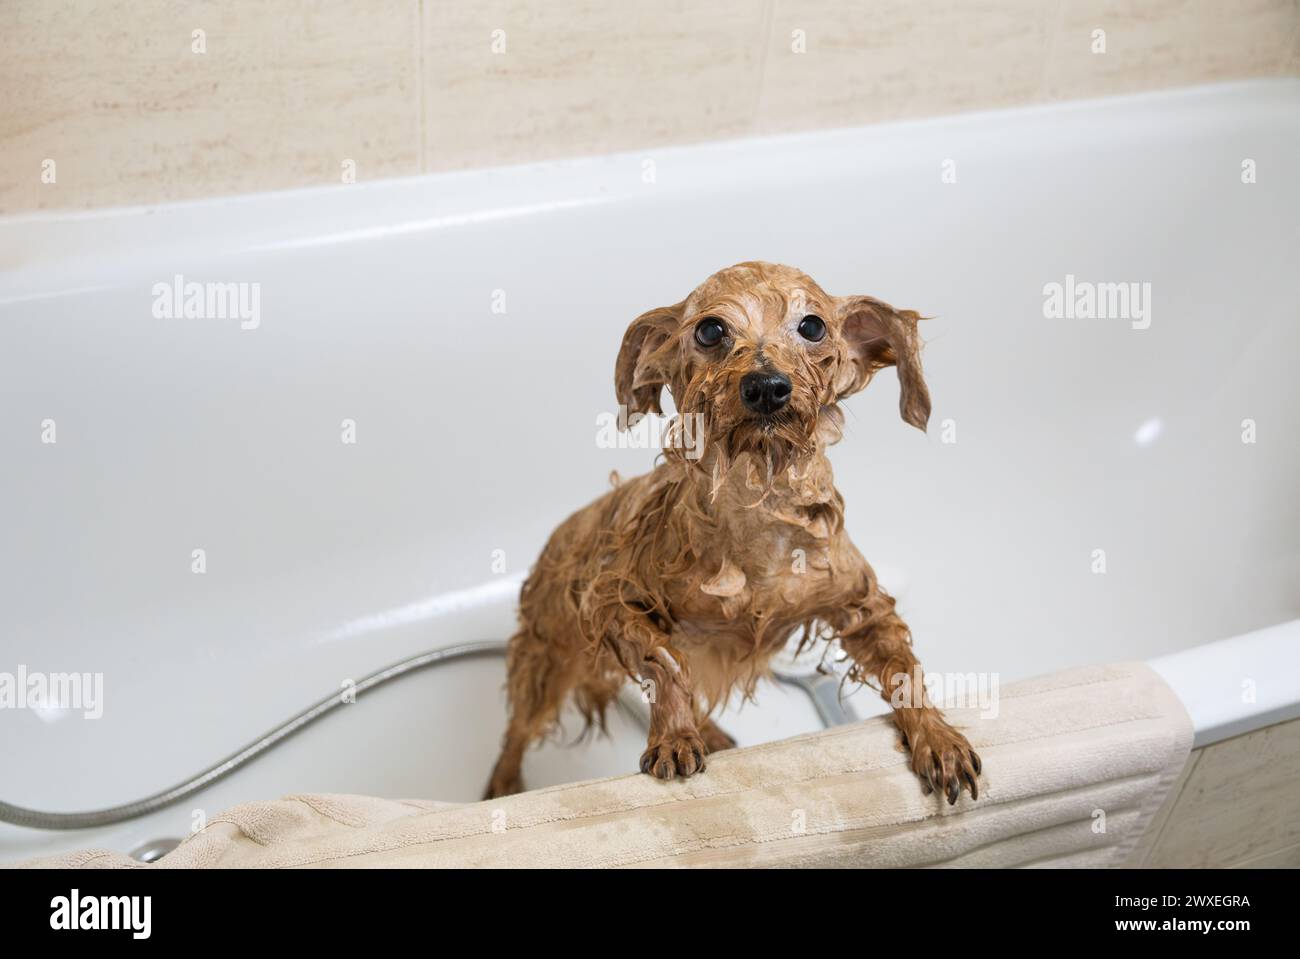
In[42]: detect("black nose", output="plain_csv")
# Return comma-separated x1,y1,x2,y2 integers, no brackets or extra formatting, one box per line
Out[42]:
740,371,792,415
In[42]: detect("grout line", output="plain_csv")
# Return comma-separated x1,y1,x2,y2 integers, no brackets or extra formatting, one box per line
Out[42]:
1039,0,1067,102
1278,9,1300,76
750,0,776,137
1134,749,1201,867
417,0,427,174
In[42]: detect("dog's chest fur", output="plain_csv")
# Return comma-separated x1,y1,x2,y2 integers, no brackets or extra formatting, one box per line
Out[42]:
656,454,863,665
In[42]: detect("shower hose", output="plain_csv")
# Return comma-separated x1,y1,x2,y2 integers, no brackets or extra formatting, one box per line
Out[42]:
0,640,852,831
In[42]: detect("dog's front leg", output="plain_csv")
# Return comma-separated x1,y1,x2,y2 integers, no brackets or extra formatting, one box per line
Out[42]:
834,588,982,804
605,612,707,781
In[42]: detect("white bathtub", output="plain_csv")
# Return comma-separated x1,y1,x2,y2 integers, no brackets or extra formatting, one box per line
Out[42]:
2,79,1297,864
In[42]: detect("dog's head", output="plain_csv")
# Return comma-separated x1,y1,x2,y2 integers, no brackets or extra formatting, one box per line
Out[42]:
615,261,930,474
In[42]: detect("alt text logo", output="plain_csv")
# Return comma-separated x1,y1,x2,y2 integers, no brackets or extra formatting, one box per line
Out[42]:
50,890,151,939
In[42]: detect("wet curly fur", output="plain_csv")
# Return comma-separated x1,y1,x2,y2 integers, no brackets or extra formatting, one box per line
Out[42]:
485,262,981,804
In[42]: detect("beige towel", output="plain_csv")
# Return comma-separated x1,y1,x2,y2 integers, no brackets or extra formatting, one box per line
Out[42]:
14,661,1192,869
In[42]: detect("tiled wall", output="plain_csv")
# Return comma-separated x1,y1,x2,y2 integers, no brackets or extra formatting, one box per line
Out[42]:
3,0,1299,214
1129,717,1300,868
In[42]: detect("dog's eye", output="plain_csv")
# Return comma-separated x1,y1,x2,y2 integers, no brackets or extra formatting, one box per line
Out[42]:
797,315,827,342
694,317,726,348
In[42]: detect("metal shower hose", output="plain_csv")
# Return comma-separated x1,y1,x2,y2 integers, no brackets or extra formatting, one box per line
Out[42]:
0,641,509,831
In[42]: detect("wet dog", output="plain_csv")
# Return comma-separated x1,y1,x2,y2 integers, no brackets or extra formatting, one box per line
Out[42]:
486,262,980,804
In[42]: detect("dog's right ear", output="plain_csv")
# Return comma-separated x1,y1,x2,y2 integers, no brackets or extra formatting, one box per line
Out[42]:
614,302,683,418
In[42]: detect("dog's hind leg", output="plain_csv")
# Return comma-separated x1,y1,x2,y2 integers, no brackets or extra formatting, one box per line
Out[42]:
484,631,570,800
484,720,537,800
698,718,737,753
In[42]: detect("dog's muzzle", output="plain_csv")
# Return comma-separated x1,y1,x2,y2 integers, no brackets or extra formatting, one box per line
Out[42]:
739,371,792,415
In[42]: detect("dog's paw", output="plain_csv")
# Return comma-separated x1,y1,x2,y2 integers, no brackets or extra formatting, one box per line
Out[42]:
640,731,708,781
902,722,982,805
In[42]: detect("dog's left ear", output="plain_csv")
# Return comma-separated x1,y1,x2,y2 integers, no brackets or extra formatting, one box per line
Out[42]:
835,295,931,431
614,302,683,418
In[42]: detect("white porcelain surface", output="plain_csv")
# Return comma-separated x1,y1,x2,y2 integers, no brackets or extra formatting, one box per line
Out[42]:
1150,618,1300,748
1,80,1297,863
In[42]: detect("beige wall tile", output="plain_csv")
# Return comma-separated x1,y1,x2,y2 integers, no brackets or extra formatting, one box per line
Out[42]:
1285,15,1300,73
3,1,1297,213
1142,718,1300,868
0,1,420,214
1045,0,1300,99
1230,841,1300,867
423,0,769,171
757,0,1055,134
1125,748,1201,866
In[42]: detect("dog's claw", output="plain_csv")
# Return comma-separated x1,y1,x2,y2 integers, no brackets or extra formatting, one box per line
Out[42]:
903,722,982,805
640,731,708,782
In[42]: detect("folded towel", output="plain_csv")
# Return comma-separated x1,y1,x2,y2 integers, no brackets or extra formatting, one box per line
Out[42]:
13,661,1192,869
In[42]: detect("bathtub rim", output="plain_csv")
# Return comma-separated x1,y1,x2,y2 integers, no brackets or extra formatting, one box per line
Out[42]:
1148,618,1300,749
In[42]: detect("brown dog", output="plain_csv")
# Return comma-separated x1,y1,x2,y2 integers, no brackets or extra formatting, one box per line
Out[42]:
485,262,981,804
